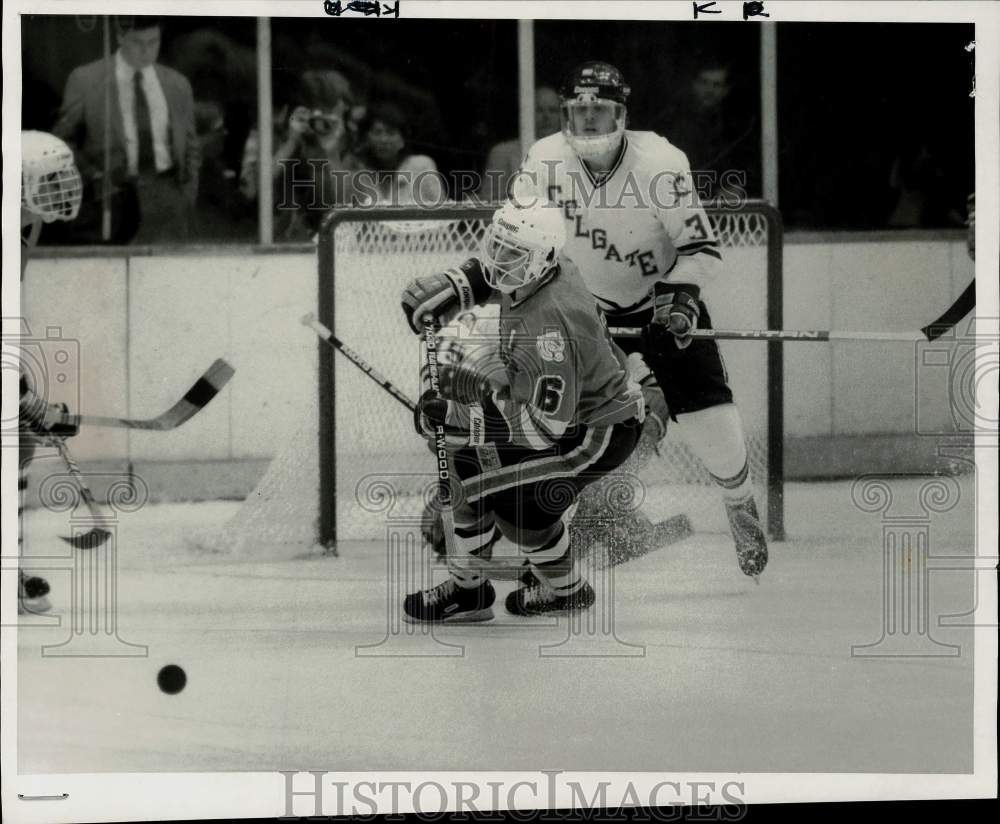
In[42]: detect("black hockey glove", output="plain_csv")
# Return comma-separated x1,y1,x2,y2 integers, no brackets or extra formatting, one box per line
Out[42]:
414,390,467,447
651,282,701,350
19,394,79,439
401,259,493,335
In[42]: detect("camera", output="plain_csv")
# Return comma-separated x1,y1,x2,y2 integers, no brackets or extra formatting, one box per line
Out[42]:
308,113,343,136
2,323,80,435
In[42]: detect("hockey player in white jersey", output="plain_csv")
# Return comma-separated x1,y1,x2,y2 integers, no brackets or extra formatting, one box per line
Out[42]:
510,61,767,577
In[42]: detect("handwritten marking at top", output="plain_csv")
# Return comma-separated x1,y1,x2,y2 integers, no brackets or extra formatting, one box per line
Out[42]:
743,1,770,20
324,0,400,18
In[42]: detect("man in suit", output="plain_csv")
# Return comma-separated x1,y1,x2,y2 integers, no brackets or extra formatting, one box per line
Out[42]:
53,17,200,244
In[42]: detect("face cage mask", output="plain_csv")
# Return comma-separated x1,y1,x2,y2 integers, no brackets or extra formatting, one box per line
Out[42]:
481,224,552,294
561,98,626,160
24,166,83,223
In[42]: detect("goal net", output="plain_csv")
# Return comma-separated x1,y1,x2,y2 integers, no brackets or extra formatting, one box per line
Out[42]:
213,201,783,555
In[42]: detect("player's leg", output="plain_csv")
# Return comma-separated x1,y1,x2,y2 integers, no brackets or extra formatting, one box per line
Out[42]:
567,355,667,562
641,305,768,577
403,448,500,623
495,420,641,616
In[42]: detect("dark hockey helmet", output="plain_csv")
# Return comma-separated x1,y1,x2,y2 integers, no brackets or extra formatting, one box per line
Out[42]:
560,61,631,105
558,62,630,158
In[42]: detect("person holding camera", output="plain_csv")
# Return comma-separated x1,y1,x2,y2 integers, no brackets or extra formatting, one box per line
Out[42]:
240,69,356,240
348,101,445,207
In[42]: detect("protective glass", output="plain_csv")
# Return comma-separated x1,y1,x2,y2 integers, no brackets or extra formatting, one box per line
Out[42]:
560,98,625,138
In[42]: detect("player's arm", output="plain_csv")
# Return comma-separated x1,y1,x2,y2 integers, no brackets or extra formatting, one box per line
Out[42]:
401,257,498,334
651,149,723,347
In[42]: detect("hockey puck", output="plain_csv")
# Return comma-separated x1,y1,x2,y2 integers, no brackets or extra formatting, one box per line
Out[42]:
157,664,187,695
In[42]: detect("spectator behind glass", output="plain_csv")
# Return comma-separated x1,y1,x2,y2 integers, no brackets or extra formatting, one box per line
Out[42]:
887,138,967,228
477,86,561,203
654,61,759,201
349,102,445,207
240,69,355,241
52,16,200,244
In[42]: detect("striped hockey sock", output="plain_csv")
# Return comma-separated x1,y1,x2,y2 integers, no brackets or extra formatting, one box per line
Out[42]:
448,510,500,589
525,522,583,596
711,458,755,506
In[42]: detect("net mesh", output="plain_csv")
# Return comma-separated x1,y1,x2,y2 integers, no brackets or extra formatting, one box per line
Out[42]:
213,205,778,555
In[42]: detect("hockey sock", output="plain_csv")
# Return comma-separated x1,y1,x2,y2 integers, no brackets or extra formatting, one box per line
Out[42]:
449,509,499,589
524,522,584,596
675,403,754,501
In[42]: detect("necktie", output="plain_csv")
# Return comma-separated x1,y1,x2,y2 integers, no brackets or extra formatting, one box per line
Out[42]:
134,70,155,173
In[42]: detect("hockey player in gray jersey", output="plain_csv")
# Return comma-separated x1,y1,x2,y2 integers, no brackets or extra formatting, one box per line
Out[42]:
401,199,644,621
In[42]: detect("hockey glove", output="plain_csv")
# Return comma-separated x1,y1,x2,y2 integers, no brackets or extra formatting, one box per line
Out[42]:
414,390,468,447
19,394,79,439
401,260,493,335
652,282,701,350
420,338,495,405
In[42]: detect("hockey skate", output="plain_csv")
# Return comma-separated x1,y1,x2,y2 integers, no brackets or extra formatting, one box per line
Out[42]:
505,579,596,616
402,578,496,623
725,496,768,579
18,569,51,615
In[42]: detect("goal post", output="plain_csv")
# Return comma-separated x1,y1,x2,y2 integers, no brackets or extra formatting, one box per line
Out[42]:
316,200,785,548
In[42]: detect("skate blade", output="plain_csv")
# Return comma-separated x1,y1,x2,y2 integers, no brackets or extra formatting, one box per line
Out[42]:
402,607,495,625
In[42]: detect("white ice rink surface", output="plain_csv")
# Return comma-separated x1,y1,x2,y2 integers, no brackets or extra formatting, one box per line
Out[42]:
16,477,978,774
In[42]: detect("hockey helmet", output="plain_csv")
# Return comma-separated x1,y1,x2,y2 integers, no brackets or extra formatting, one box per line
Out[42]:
481,199,566,294
22,131,82,223
559,61,630,159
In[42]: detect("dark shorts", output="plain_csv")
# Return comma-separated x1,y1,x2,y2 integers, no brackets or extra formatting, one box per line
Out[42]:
451,418,641,531
610,302,733,417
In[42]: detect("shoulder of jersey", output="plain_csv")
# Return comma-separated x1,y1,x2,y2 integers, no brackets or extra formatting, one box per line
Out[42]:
550,259,604,331
526,131,573,161
625,130,690,170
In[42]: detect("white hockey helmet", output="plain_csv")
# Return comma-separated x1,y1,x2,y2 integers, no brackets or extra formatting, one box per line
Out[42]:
22,131,83,223
481,199,566,294
559,61,630,160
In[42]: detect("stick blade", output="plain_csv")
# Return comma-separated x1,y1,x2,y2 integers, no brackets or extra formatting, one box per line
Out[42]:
60,527,113,549
145,359,236,431
603,513,693,568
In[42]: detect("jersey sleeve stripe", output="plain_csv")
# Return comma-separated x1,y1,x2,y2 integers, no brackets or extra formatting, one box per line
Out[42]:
691,247,723,261
518,405,557,450
675,239,721,253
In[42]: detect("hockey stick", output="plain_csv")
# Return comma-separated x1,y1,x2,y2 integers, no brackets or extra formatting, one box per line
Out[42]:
50,359,235,431
609,284,977,343
47,437,113,549
921,280,975,341
608,326,934,342
301,313,416,411
420,315,462,565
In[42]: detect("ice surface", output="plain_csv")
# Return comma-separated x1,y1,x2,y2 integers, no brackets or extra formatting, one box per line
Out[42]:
16,477,978,773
